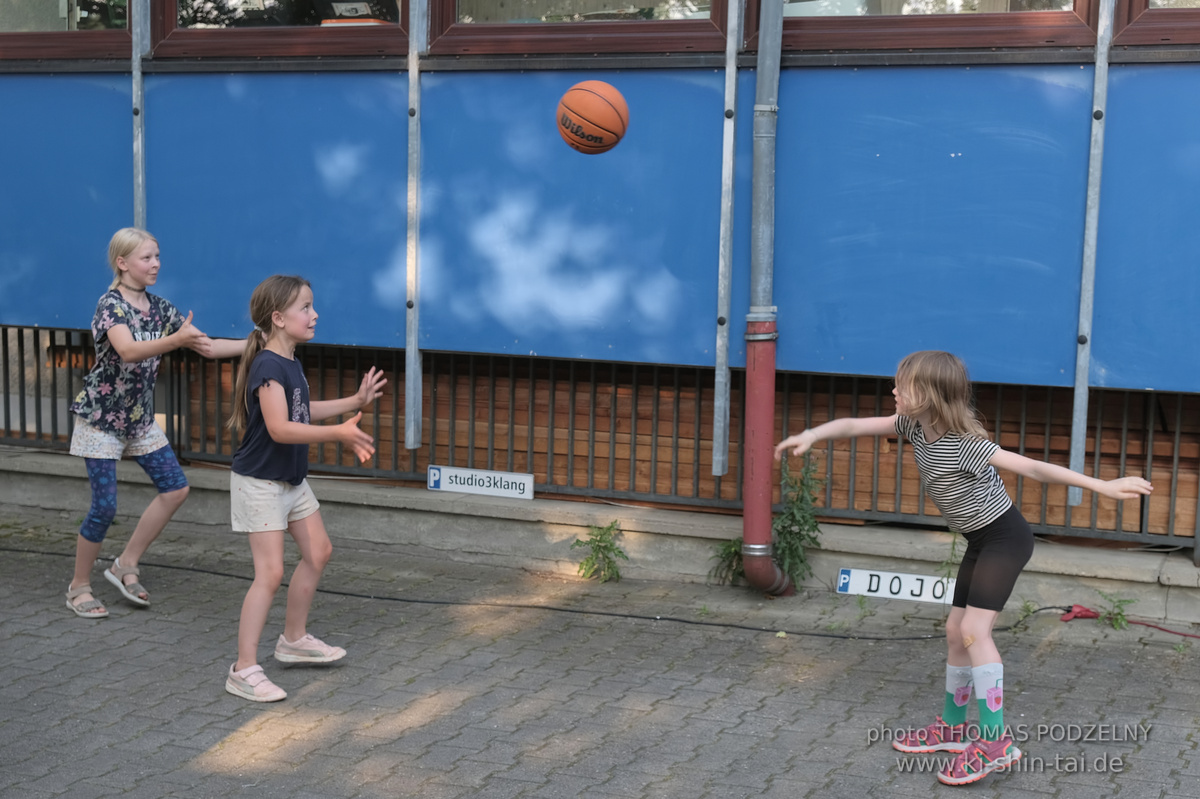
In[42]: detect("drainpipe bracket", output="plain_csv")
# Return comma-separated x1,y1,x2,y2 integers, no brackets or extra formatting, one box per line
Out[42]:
746,305,777,323
742,542,774,558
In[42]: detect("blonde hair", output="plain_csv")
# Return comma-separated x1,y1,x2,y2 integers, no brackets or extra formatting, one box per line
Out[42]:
107,227,157,289
227,275,311,434
895,350,990,440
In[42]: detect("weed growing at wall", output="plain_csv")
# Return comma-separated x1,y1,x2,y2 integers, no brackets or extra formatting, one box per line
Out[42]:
771,454,823,586
708,537,745,586
1096,589,1137,630
572,520,628,583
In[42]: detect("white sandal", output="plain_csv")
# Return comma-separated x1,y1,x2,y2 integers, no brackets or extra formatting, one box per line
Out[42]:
104,557,150,607
66,584,108,619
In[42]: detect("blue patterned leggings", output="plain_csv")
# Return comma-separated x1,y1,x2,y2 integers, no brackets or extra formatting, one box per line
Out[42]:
78,446,188,543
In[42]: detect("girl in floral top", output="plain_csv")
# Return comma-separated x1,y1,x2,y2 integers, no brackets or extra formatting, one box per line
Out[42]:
65,228,244,619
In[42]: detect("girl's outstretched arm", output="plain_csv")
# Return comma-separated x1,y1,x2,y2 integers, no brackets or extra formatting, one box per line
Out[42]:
989,449,1153,501
109,310,209,362
202,337,247,360
774,415,898,461
258,380,376,463
310,367,387,422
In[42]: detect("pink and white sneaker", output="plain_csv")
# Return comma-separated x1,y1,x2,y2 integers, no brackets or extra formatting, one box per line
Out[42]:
225,664,286,702
273,633,346,664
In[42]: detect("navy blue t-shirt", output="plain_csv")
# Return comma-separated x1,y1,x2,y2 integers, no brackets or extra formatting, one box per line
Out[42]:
231,350,310,485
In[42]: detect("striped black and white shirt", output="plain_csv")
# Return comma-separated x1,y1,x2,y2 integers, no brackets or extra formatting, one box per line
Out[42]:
895,415,1013,534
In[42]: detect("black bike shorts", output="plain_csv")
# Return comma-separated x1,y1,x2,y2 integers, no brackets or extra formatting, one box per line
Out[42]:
952,505,1035,612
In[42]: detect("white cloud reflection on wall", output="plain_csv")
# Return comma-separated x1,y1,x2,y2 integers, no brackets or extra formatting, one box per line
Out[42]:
422,191,680,336
314,143,370,196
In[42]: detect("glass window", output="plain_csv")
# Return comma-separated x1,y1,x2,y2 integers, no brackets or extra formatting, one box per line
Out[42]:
1115,0,1200,43
0,1,127,32
176,0,400,29
783,0,1071,15
759,0,1098,49
454,1,712,23
152,0,407,57
0,1,131,59
430,0,728,54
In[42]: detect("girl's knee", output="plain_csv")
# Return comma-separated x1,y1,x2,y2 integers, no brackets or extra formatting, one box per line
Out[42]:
161,485,189,508
80,499,117,543
958,620,994,649
254,564,285,592
79,507,116,543
945,615,963,642
309,540,333,570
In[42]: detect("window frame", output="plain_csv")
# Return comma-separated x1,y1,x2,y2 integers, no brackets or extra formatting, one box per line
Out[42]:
0,30,131,61
427,0,729,55
746,0,1100,51
1114,0,1200,45
150,0,408,58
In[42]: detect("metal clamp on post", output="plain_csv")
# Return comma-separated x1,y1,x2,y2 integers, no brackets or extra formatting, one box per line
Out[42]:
746,305,778,340
742,542,774,558
746,304,777,322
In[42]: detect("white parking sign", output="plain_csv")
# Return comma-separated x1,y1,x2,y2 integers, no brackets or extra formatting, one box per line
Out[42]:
836,568,955,604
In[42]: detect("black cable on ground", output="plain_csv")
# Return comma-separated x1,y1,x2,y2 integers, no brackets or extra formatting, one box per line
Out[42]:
0,544,1112,642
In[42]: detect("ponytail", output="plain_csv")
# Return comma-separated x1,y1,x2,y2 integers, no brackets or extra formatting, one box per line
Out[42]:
227,330,267,434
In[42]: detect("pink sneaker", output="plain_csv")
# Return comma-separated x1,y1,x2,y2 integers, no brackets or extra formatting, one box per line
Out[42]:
225,664,286,702
892,716,968,753
274,633,346,664
936,734,1022,785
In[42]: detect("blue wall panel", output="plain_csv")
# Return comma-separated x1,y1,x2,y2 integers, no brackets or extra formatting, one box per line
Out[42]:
144,73,409,345
762,66,1093,386
0,74,133,328
6,65,1196,393
1093,64,1200,392
418,70,724,366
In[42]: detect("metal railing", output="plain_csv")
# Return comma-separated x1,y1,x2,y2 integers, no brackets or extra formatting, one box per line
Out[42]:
4,325,1197,558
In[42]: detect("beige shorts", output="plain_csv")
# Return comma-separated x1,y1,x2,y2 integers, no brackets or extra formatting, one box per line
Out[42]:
230,472,320,533
70,416,169,460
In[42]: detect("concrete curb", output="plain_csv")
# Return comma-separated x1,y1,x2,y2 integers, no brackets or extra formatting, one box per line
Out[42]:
2,445,1198,622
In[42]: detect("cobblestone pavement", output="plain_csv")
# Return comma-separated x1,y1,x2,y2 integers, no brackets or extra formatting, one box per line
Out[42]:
2,502,1199,799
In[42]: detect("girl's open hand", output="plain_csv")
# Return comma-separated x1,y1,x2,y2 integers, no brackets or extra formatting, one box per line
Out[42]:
356,367,387,409
189,334,215,358
774,430,815,461
175,311,209,352
337,411,376,463
1102,475,1153,501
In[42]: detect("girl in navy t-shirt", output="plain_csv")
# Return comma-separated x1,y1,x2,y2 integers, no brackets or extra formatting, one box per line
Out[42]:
224,275,385,703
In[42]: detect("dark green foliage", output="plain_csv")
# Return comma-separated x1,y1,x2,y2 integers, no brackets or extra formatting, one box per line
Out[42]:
571,520,628,583
708,536,745,586
771,454,823,586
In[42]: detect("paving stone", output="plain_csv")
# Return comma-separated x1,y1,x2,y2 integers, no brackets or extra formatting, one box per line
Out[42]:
2,501,1199,799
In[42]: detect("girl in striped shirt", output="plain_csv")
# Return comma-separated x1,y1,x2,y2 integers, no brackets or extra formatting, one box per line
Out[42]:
774,350,1152,787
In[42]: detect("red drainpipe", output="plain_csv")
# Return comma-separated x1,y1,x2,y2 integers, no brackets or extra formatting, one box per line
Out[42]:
742,318,794,596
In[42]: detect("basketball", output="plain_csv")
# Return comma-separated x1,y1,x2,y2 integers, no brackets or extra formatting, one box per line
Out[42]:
556,81,629,155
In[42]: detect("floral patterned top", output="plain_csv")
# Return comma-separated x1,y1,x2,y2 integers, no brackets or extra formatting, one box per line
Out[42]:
70,289,184,439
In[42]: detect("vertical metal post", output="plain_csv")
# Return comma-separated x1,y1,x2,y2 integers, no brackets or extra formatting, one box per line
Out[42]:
712,0,743,476
405,0,428,449
740,0,791,596
131,0,150,228
1069,0,1115,505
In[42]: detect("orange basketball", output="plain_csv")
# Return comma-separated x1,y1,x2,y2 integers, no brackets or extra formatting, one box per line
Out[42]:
556,81,629,155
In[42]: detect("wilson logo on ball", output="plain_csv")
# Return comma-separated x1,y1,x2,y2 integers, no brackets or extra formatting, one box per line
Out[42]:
556,80,629,155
